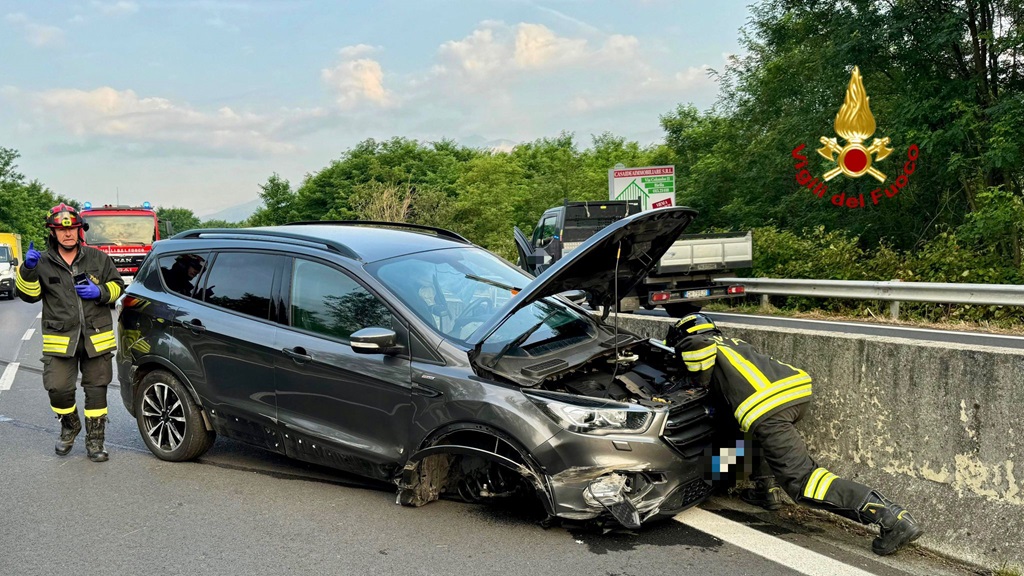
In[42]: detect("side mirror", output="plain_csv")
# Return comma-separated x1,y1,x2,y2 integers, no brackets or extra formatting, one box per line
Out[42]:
11,258,18,268
558,289,587,305
350,327,402,355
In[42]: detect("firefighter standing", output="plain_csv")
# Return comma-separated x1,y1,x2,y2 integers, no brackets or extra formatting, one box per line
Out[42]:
16,203,124,462
667,313,923,556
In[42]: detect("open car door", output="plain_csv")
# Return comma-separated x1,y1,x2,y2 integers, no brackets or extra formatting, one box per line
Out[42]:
514,226,542,276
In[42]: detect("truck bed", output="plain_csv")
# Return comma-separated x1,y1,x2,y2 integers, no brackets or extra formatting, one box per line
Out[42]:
654,232,753,276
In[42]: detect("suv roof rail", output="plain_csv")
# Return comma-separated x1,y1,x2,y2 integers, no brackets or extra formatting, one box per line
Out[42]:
284,220,471,244
171,228,360,259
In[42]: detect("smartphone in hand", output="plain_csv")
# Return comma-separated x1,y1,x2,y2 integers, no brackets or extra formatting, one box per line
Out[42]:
74,273,89,285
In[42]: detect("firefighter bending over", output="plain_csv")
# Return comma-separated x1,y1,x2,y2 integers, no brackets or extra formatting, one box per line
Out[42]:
667,313,923,556
16,203,125,462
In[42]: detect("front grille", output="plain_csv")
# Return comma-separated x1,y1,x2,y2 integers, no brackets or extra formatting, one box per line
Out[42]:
662,478,712,511
662,388,714,459
110,254,146,268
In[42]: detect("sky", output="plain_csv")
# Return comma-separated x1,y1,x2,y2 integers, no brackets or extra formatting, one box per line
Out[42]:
0,0,752,217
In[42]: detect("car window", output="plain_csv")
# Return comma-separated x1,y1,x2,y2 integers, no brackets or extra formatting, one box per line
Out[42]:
203,252,279,320
290,259,393,341
157,252,210,299
534,215,558,246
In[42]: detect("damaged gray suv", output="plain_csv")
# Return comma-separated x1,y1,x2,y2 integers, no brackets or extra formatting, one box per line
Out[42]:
116,208,714,529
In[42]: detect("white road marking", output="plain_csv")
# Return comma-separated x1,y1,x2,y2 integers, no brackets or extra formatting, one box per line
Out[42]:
0,363,19,392
36,312,42,320
21,328,34,341
674,507,875,576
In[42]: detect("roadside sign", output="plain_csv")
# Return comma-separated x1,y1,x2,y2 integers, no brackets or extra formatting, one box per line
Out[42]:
608,165,675,210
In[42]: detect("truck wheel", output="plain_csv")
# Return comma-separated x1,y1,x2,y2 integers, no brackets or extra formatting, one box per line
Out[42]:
663,303,702,318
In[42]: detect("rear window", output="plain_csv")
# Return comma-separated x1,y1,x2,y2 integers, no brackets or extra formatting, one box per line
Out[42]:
202,252,280,320
157,252,210,299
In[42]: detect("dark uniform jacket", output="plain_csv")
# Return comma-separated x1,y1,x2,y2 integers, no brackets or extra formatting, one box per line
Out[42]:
15,236,124,358
676,332,812,432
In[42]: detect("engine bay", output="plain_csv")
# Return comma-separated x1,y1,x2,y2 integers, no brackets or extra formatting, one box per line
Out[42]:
535,337,706,407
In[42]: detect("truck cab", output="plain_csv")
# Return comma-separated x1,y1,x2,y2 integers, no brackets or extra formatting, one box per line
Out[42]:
80,203,174,282
0,232,22,300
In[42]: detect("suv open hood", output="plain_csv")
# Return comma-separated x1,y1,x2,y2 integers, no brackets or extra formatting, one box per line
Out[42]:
468,207,697,346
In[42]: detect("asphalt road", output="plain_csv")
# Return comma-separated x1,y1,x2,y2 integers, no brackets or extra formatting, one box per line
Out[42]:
0,299,981,576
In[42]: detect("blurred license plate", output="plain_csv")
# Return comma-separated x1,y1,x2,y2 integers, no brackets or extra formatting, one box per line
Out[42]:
684,289,710,299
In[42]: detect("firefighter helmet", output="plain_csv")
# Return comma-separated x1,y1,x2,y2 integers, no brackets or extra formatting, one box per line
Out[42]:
46,203,88,230
665,312,718,347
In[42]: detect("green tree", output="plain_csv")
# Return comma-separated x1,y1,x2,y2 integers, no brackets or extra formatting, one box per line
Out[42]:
249,173,298,226
156,206,202,234
0,146,72,246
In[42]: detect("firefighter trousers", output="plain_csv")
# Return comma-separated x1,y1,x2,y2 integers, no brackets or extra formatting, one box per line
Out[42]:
41,338,112,418
751,404,875,524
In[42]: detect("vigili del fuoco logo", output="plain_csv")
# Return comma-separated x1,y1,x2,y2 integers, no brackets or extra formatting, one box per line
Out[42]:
791,66,919,209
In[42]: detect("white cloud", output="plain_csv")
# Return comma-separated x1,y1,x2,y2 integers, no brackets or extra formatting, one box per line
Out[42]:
432,22,638,88
513,23,587,69
321,46,393,109
5,12,65,47
19,86,305,156
91,1,139,15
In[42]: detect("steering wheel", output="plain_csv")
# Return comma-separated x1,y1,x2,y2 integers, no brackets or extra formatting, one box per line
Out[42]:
452,297,494,335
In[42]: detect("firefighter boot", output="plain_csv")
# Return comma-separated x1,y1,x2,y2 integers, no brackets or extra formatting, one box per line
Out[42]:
85,416,109,463
860,492,923,556
741,476,786,511
54,411,82,456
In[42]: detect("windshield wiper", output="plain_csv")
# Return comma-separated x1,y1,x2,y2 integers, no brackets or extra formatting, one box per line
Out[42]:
464,274,520,292
488,309,560,368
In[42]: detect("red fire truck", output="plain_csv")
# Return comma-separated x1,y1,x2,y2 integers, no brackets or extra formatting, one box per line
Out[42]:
79,202,173,281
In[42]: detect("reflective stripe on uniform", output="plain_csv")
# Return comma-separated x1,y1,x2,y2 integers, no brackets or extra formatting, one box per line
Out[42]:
15,269,41,297
90,330,116,352
718,345,771,391
104,281,121,301
84,407,108,418
685,357,717,372
680,343,717,361
51,404,76,415
42,334,71,354
803,467,839,501
735,377,813,431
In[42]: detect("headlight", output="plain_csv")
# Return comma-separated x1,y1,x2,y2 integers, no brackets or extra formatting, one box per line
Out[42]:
525,390,653,435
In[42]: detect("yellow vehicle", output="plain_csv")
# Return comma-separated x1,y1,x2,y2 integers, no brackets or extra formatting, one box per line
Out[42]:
0,231,23,300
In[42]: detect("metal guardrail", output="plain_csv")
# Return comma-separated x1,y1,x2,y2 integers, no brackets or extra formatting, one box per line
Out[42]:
715,277,1024,319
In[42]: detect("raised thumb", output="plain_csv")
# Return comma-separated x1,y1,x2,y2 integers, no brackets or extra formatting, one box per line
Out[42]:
28,241,34,251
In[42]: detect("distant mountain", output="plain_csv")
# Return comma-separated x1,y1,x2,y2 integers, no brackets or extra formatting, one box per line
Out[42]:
460,135,519,153
199,198,262,223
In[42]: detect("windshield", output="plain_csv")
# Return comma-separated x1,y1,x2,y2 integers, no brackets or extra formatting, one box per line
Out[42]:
367,246,592,346
0,246,10,263
82,215,155,246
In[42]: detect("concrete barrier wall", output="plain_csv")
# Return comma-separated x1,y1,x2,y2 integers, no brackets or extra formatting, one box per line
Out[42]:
610,313,1024,569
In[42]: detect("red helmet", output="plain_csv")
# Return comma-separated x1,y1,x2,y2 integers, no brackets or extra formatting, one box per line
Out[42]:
46,203,87,230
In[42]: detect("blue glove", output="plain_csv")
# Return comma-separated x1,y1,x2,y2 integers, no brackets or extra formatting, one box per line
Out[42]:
75,277,101,300
23,241,40,269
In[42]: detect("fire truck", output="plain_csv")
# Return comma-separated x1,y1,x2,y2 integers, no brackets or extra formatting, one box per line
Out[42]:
79,202,173,281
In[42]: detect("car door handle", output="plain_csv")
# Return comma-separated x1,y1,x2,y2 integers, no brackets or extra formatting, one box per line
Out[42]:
282,346,312,364
178,319,206,334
